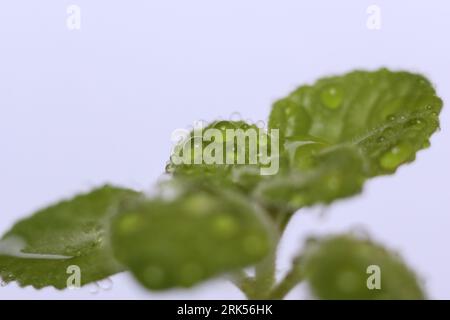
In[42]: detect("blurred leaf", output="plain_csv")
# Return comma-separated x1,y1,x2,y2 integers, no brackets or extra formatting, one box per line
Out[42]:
298,234,425,300
111,178,274,290
0,186,142,289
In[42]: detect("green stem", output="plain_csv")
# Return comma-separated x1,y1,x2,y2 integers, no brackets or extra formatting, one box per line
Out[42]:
269,261,303,299
247,206,297,299
230,270,255,299
231,205,302,300
252,247,277,299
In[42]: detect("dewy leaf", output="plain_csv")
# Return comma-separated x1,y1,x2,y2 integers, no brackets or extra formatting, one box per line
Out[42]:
298,234,425,300
262,69,443,209
167,120,277,193
253,145,366,211
0,186,142,289
111,178,274,290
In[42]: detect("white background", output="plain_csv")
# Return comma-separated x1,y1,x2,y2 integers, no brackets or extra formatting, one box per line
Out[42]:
0,1,449,299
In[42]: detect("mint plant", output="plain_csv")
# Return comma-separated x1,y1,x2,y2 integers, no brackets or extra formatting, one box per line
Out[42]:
0,69,443,299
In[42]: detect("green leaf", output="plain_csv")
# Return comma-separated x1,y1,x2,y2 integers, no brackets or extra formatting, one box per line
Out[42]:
298,234,425,300
0,186,142,289
263,69,442,209
111,178,274,290
253,145,366,211
167,120,275,193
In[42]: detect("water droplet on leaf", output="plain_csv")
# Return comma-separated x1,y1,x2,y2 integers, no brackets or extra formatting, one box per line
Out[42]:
185,194,216,216
379,142,413,170
387,115,396,122
94,236,103,246
2,272,14,282
349,225,371,240
211,214,238,238
320,85,343,109
229,112,242,121
118,214,141,234
97,278,113,291
404,118,425,130
195,119,209,128
165,163,174,174
256,120,266,129
89,282,100,294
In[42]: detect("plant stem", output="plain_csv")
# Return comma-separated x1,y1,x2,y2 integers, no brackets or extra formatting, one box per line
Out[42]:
249,207,298,299
231,206,303,300
230,270,255,299
268,262,303,299
252,246,277,299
